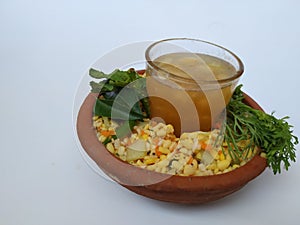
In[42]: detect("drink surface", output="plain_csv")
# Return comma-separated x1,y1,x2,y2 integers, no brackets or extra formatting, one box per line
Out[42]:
153,52,236,83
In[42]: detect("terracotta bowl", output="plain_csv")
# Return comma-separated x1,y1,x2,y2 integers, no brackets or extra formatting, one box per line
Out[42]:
76,92,267,204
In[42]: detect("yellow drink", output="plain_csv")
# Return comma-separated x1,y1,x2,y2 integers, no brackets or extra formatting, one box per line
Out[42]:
146,51,242,137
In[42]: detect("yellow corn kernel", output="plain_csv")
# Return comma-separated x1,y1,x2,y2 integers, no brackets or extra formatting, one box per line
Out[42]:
217,159,231,171
206,162,216,171
162,139,172,149
158,146,170,154
222,141,228,147
144,157,158,165
232,164,240,169
195,151,203,161
219,152,225,161
183,165,196,176
214,153,220,160
99,135,107,143
106,143,115,154
119,155,126,162
260,152,267,159
136,160,145,166
243,149,253,159
144,123,150,130
166,124,174,134
190,159,198,169
159,155,167,160
253,146,259,155
240,160,246,166
214,168,220,174
141,134,148,140
117,146,125,156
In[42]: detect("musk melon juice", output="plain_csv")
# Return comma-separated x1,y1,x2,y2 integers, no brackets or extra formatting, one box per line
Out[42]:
146,52,238,136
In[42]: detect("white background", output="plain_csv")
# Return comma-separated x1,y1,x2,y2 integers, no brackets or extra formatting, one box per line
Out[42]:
1,0,300,225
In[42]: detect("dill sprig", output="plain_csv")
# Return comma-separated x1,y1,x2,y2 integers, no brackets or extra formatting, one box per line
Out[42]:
225,85,298,174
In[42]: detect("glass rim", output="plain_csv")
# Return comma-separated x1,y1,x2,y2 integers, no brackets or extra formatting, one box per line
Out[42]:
145,37,244,85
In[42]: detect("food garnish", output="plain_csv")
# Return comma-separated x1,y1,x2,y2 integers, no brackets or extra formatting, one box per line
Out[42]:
225,85,298,174
89,68,150,139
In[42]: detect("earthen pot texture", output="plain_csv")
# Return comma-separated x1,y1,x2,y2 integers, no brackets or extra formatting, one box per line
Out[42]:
76,92,267,204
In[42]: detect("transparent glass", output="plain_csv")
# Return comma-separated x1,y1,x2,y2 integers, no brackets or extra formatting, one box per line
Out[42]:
145,38,244,136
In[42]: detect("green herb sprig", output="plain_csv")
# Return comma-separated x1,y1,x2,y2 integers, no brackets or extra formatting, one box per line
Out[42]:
225,85,298,174
89,68,150,138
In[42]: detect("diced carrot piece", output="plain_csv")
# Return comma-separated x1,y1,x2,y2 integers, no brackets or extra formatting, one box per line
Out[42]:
200,142,212,151
100,130,115,137
187,156,193,164
140,130,146,136
155,147,162,157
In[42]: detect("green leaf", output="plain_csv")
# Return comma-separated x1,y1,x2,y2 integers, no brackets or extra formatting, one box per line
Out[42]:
109,69,140,86
93,98,144,120
90,81,115,93
90,81,103,93
115,120,136,138
89,68,150,139
89,68,108,79
225,84,298,174
102,135,117,145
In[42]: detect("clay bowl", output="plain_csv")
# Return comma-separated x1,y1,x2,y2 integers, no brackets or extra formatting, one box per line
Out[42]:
76,92,267,204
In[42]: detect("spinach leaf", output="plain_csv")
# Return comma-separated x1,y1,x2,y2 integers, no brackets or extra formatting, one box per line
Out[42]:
89,68,150,138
